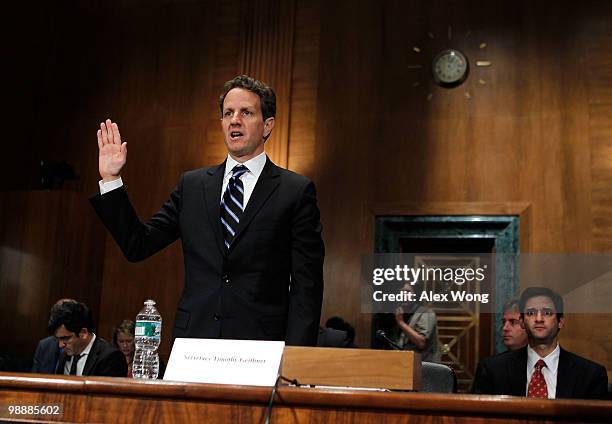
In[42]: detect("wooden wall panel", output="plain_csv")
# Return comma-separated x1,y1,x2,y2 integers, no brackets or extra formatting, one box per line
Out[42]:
92,0,245,358
2,0,612,377
588,3,612,251
238,0,296,168
287,0,321,178
314,0,612,370
560,1,612,375
0,191,104,356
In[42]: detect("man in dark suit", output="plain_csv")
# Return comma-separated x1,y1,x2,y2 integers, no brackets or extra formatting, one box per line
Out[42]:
32,299,76,374
317,327,352,348
472,287,608,400
91,75,324,346
48,301,127,377
31,336,61,374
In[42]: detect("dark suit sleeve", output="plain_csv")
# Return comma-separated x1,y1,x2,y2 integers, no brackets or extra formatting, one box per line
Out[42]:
472,360,494,394
93,349,128,377
30,340,44,373
90,177,183,262
285,181,325,346
584,363,609,400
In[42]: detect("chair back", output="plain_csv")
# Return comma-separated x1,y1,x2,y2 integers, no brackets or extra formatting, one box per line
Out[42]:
421,361,457,393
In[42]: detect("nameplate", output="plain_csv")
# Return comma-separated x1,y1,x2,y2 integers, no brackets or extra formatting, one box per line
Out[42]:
164,338,285,386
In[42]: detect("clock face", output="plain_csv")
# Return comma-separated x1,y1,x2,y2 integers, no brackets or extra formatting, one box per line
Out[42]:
432,49,469,87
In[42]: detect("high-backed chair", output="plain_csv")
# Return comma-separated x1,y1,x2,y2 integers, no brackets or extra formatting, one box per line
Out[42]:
421,362,457,393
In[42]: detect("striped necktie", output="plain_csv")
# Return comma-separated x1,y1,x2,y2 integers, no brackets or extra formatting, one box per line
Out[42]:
220,165,248,249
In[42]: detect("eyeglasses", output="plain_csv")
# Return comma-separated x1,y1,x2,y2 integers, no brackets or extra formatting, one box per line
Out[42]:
524,308,555,317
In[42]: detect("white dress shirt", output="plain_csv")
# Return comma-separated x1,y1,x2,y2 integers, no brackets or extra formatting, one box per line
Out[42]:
526,343,560,399
64,334,96,376
221,152,266,207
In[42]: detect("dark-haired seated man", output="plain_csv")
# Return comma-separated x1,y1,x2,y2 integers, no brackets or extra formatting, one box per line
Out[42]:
48,301,127,377
31,336,60,374
326,316,357,348
32,299,76,374
472,287,608,400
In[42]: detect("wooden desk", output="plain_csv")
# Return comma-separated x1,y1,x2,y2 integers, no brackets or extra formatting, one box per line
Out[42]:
0,372,610,423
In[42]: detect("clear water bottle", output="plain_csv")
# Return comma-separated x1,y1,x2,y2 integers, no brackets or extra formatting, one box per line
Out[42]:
133,299,162,379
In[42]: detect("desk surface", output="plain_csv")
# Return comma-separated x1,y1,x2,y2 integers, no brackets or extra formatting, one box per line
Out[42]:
0,372,610,423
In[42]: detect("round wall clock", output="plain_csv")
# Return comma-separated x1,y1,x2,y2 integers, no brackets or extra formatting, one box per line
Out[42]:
431,49,469,88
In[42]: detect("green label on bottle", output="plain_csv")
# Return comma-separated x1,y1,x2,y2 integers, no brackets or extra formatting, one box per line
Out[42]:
135,321,161,339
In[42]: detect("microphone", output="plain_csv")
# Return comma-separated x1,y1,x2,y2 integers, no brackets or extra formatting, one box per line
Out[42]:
376,330,402,351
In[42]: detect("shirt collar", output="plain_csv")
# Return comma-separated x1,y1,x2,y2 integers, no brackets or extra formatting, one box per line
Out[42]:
527,342,560,370
79,333,96,358
224,152,267,179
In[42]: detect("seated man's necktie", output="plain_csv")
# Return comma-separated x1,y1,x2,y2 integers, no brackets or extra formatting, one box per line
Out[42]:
527,359,548,398
69,354,84,376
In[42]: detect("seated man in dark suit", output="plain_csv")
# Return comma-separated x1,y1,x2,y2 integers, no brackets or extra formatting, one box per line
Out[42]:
32,299,77,374
472,287,608,400
325,316,357,348
31,335,61,374
317,327,351,348
48,301,127,377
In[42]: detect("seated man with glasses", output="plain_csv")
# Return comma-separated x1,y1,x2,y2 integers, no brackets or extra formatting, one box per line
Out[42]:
48,301,127,377
32,299,76,374
472,287,608,399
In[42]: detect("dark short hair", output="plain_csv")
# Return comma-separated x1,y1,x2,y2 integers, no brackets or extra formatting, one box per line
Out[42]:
325,316,355,345
519,287,564,320
112,319,135,347
502,297,520,314
47,301,94,335
218,75,276,121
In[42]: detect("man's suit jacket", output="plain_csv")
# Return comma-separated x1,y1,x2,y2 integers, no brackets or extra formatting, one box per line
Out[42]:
317,327,352,348
472,346,609,400
31,335,61,374
91,158,324,346
56,337,127,377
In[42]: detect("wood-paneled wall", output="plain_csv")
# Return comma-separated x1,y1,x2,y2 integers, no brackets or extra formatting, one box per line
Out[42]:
2,0,612,374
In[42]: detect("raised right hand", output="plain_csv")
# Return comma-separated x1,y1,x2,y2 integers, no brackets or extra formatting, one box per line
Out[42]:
97,119,127,182
394,306,405,324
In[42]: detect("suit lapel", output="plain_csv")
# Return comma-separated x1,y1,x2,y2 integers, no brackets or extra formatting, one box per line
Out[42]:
56,352,68,375
82,338,100,376
508,347,528,396
231,158,280,247
556,348,573,398
203,162,227,256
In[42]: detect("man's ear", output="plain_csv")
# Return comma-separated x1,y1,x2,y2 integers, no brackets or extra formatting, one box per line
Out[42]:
263,117,275,139
79,328,90,338
558,316,565,330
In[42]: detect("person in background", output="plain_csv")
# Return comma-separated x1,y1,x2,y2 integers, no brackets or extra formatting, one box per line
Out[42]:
48,301,127,377
472,287,608,399
394,283,440,363
501,297,528,351
31,298,77,374
325,316,357,348
112,320,135,378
